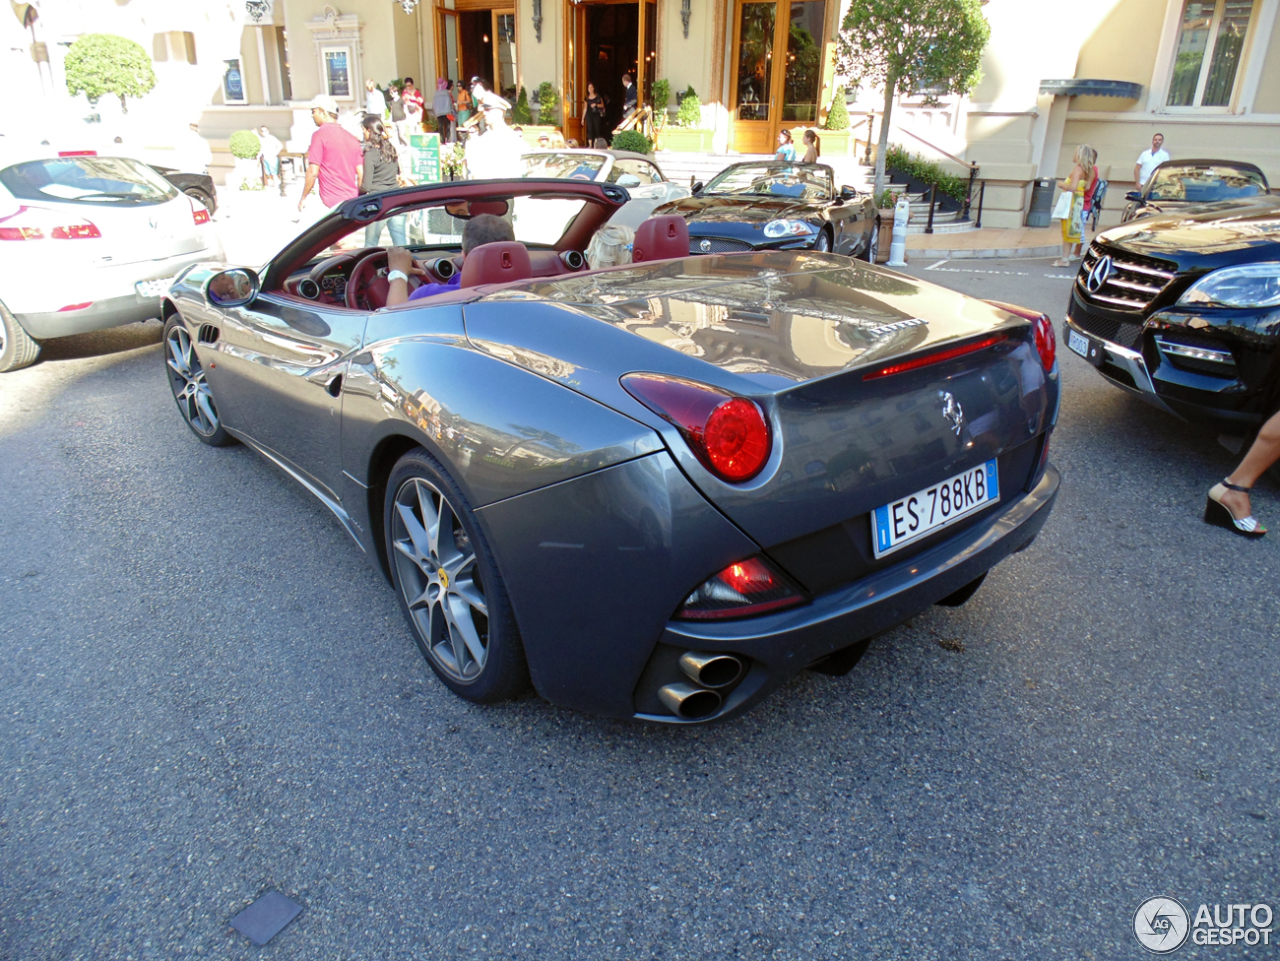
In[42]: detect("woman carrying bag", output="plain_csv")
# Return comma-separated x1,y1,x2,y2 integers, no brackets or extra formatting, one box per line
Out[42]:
1052,144,1096,267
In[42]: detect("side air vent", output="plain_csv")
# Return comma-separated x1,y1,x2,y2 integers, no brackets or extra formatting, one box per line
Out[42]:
197,324,220,345
298,278,320,300
561,250,585,270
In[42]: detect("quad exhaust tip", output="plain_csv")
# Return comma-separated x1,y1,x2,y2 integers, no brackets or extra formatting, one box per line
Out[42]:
678,651,745,689
657,683,723,720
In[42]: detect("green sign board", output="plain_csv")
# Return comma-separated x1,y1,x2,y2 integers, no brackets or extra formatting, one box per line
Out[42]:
408,132,441,184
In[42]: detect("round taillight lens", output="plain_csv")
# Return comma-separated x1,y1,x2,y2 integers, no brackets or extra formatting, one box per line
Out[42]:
703,398,770,481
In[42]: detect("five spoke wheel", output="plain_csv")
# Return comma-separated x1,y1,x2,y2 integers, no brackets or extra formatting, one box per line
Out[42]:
164,317,232,446
391,476,491,682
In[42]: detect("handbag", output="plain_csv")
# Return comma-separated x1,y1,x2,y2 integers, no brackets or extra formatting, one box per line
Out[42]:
1051,190,1072,220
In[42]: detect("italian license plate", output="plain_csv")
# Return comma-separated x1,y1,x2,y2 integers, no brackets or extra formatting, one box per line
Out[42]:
135,276,176,299
1067,326,1104,366
872,460,1000,558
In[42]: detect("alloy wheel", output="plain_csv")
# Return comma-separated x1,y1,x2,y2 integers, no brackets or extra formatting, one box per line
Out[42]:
165,325,220,436
391,476,490,682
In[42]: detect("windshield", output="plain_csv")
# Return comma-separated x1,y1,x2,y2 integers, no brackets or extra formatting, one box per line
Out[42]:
1147,164,1269,203
521,153,606,182
0,156,178,206
704,164,832,201
315,194,590,258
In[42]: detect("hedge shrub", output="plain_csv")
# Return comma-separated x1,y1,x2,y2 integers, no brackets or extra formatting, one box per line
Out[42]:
229,130,261,160
884,143,967,202
512,86,533,125
536,82,559,125
824,86,850,131
675,87,702,128
611,130,652,155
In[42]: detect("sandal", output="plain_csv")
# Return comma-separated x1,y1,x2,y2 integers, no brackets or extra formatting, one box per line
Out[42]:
1052,258,1070,268
1205,479,1267,537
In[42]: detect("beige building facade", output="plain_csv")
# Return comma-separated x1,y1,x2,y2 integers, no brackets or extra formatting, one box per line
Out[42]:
853,0,1280,227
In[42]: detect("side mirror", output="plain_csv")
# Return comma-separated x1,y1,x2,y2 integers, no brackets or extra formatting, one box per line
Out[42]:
1124,190,1143,202
839,185,857,202
615,174,642,188
206,267,259,307
691,180,704,195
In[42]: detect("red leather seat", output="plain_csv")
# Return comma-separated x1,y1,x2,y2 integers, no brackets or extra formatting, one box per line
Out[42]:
632,216,689,262
460,241,532,288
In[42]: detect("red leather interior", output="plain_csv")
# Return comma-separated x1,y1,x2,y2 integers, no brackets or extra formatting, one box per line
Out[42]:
633,216,689,262
528,250,576,278
460,241,533,287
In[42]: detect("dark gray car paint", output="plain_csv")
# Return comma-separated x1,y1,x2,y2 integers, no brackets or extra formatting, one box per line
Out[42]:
166,244,1059,721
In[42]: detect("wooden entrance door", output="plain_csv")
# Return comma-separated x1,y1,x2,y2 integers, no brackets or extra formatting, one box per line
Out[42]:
730,0,826,154
563,0,654,146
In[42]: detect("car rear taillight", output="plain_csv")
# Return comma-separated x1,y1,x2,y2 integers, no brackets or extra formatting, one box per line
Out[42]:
621,374,771,482
862,334,1007,381
0,206,100,241
675,555,805,620
189,197,211,225
986,300,1055,372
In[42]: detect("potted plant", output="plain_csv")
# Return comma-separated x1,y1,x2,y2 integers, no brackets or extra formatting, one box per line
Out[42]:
610,130,653,156
819,86,857,156
661,86,713,152
226,129,262,190
517,81,562,147
650,78,671,148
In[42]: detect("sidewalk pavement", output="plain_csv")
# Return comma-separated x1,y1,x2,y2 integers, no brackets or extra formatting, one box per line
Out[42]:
208,187,1069,269
904,225,1063,261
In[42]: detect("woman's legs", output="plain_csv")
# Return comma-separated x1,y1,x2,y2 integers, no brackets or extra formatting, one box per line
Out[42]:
1218,408,1280,520
364,221,383,247
387,213,407,247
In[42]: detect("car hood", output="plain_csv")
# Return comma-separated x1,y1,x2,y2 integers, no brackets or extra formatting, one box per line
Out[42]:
464,251,1021,390
656,195,817,226
1100,196,1280,264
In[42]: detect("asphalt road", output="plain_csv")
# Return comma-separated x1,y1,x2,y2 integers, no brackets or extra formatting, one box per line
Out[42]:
2,257,1278,960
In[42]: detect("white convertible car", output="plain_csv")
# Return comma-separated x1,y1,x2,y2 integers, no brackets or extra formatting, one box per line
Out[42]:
520,149,691,231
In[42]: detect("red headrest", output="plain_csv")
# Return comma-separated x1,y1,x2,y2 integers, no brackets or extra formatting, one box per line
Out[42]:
460,241,532,288
633,215,689,263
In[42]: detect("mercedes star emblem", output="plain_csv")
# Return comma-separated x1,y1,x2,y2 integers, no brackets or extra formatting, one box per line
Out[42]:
1086,254,1113,293
699,239,711,253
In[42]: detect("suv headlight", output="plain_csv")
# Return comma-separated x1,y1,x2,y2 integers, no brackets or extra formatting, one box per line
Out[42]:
1179,263,1280,309
763,219,816,238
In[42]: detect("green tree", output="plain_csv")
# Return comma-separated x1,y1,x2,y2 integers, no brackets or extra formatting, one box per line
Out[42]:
651,78,671,131
835,0,989,196
64,33,157,113
512,85,533,125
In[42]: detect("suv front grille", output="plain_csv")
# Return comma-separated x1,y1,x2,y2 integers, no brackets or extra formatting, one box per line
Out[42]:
690,237,753,254
1069,300,1143,349
1076,243,1176,313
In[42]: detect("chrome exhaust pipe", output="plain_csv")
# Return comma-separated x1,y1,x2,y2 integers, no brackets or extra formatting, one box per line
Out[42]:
678,651,745,689
657,683,723,720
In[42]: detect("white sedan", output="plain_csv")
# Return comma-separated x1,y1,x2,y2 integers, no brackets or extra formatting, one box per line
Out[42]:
0,148,224,372
520,149,691,231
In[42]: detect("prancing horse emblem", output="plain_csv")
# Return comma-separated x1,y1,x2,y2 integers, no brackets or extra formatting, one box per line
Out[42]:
940,391,964,436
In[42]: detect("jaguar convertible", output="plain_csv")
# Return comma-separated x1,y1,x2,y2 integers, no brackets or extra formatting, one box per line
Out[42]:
653,161,880,261
161,178,1060,723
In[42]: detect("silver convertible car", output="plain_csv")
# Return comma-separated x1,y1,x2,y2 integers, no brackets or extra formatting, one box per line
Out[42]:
161,179,1060,723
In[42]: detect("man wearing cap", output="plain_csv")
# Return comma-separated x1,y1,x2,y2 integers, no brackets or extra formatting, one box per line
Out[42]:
298,95,363,216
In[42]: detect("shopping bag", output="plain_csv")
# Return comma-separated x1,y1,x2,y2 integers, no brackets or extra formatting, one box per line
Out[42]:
1051,190,1072,220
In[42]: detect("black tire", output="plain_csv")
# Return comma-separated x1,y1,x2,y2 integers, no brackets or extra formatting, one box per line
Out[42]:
0,299,41,373
163,315,234,446
184,186,216,216
864,218,881,263
385,447,529,703
812,229,832,252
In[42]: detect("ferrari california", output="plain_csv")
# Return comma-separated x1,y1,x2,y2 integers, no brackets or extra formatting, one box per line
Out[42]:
160,178,1060,723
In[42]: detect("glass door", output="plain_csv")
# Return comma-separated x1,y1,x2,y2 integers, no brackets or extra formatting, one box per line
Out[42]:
493,10,517,102
730,0,826,153
437,10,461,84
731,1,778,153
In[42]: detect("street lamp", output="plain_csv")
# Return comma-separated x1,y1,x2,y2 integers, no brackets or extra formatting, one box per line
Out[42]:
681,0,691,38
532,0,543,42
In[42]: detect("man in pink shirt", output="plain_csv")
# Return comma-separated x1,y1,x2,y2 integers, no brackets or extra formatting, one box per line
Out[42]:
298,94,363,214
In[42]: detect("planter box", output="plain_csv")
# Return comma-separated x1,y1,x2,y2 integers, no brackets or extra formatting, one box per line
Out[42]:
658,128,714,152
818,129,858,156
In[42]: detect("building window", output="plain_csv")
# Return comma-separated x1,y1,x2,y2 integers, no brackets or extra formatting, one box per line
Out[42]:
222,58,247,104
322,46,353,99
1166,0,1254,107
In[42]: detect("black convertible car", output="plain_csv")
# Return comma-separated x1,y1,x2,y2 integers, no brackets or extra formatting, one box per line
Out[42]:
151,164,218,216
654,161,880,261
1122,159,1268,223
1065,195,1280,436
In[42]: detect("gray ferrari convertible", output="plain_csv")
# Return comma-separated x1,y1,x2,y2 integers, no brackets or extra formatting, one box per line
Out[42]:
161,179,1060,723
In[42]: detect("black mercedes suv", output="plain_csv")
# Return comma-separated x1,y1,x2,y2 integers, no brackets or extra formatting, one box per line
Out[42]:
1065,195,1280,437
